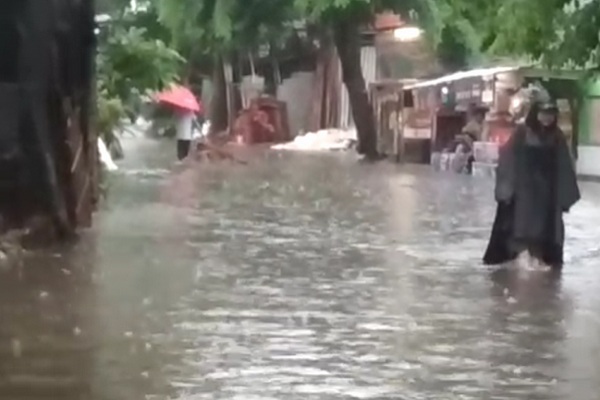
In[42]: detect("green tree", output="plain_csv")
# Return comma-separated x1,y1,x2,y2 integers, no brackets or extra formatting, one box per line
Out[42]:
426,0,496,70
438,0,600,69
97,24,183,106
490,0,599,68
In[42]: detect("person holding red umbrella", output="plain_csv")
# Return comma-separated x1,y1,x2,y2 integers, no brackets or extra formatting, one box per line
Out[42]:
155,85,204,160
174,109,200,160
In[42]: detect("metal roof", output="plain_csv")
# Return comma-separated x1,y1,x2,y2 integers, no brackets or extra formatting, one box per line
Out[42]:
404,66,523,90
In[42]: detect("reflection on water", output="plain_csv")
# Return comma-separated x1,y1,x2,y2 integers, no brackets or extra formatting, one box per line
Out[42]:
1,139,600,399
0,241,96,399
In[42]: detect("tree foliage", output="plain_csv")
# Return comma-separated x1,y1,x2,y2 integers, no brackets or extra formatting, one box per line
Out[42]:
295,0,423,22
492,0,599,68
97,24,183,103
155,0,296,56
439,0,600,69
420,0,503,71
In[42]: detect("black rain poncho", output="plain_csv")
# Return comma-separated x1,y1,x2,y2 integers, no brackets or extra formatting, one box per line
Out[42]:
483,104,580,267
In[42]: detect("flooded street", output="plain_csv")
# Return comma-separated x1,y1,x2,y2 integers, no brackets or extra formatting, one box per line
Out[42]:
2,138,600,400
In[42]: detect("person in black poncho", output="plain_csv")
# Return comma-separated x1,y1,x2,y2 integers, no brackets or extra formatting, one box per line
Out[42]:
483,94,580,271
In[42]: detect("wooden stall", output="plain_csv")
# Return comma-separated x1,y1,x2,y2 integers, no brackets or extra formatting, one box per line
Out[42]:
369,80,404,160
404,66,582,170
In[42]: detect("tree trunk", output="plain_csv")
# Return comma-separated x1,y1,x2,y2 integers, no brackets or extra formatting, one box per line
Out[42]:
333,19,378,159
0,0,97,240
264,43,281,97
208,55,229,135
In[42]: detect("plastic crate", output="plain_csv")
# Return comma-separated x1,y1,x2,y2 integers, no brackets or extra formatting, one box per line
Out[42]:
473,141,499,163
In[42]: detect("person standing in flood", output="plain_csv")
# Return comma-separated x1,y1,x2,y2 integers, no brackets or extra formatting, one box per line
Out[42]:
175,110,202,161
483,98,580,270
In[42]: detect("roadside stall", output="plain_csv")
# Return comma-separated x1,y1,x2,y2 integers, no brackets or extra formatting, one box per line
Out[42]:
369,79,435,163
401,85,437,163
476,68,580,176
404,67,509,171
403,66,582,175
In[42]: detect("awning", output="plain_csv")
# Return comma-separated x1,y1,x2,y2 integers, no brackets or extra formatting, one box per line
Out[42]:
405,66,523,90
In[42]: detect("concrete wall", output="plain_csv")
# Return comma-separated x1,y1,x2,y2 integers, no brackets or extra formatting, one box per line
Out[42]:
209,72,312,139
579,77,600,145
240,75,265,108
577,146,600,177
277,71,314,138
577,76,600,177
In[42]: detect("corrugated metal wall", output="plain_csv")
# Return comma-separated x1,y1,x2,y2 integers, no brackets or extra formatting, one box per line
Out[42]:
277,71,315,137
339,46,378,128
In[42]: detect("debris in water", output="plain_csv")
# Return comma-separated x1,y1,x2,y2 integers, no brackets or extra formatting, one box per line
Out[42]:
271,128,357,151
11,338,22,358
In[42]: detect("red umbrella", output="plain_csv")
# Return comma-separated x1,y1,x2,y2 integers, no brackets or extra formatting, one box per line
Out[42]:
155,85,202,113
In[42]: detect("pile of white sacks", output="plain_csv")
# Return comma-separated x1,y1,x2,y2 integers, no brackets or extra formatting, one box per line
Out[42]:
271,128,357,151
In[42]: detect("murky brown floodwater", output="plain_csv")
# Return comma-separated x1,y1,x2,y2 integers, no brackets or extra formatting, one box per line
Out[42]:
2,137,600,400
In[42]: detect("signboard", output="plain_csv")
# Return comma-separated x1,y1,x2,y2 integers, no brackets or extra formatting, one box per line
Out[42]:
450,77,485,110
403,108,432,139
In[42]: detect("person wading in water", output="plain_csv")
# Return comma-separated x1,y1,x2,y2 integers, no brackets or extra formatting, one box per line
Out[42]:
175,110,201,161
483,89,580,271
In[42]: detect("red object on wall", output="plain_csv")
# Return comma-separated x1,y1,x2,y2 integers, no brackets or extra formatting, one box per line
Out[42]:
232,97,290,145
253,97,290,142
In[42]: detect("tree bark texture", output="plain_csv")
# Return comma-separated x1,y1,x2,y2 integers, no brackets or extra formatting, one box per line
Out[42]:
208,55,229,135
307,34,341,133
333,19,378,159
0,0,98,239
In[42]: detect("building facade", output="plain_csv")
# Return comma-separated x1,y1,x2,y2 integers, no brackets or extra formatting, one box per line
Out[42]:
577,77,600,178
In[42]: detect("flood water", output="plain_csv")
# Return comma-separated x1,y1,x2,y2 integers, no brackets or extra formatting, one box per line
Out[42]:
2,138,600,400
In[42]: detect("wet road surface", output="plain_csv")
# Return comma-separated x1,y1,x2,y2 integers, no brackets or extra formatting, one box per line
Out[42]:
2,138,600,400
